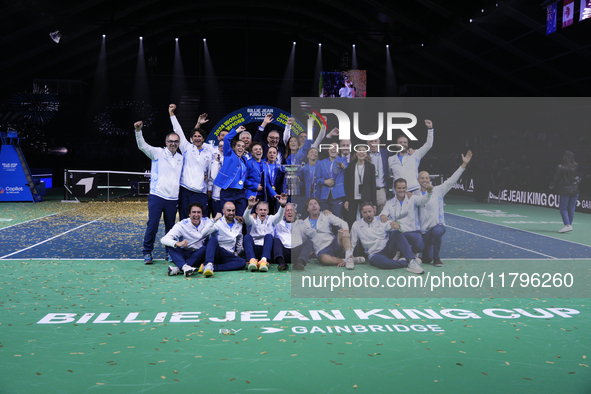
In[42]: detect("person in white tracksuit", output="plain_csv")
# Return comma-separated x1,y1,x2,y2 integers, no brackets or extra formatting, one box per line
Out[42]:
388,119,434,192
415,150,472,267
134,120,183,265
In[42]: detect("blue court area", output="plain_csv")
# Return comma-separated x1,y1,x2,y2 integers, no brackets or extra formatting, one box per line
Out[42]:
2,202,590,261
445,214,591,259
0,204,166,260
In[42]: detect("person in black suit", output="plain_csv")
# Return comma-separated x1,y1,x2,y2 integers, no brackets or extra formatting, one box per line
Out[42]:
263,146,285,213
343,146,377,228
367,133,393,214
253,113,287,164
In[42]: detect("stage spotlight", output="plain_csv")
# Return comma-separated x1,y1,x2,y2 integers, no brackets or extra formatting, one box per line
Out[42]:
175,37,179,41
49,31,61,43
293,41,296,44
386,44,389,48
102,34,106,38
203,38,206,42
319,43,322,46
140,36,143,40
469,19,473,22
352,44,356,47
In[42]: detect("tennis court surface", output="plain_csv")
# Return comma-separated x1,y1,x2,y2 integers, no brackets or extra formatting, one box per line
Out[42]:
1,194,589,393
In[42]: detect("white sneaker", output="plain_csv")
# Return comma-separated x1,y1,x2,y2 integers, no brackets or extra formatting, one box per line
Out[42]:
393,251,401,261
558,225,573,233
345,258,355,270
406,259,425,274
415,257,422,266
203,263,214,277
167,265,180,276
353,256,366,264
182,264,196,277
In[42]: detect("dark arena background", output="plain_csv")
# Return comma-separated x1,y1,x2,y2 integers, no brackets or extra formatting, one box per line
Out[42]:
1,1,591,393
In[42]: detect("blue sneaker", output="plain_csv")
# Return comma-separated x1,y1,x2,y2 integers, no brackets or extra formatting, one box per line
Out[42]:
143,254,153,265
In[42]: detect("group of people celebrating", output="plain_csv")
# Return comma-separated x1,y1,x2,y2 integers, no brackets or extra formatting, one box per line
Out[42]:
134,104,473,278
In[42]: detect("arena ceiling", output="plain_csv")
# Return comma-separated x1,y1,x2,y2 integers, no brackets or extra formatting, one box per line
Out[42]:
2,0,591,97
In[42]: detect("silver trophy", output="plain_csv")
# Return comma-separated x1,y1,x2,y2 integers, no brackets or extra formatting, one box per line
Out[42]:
283,164,301,195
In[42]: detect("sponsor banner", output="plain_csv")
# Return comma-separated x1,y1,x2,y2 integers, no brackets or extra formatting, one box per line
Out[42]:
70,172,98,198
0,145,34,202
36,306,581,336
207,105,305,145
488,189,591,214
449,178,591,214
451,177,474,193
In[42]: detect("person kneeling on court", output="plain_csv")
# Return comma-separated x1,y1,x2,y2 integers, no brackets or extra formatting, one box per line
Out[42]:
273,202,315,271
379,178,433,264
351,203,424,274
415,150,472,267
160,202,214,277
243,194,287,272
301,197,364,270
201,202,246,277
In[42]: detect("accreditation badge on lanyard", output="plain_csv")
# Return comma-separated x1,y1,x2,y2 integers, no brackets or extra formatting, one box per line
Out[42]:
268,163,277,188
238,159,245,185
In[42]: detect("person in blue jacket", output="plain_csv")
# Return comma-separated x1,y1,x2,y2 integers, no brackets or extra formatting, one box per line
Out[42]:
299,147,321,199
245,142,276,203
213,125,249,221
317,142,348,218
263,146,285,213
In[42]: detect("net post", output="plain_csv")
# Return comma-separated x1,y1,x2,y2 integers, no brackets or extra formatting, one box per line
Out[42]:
63,169,68,201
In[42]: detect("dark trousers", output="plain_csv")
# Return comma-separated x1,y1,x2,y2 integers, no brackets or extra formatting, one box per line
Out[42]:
273,238,314,265
179,187,209,220
422,224,446,263
204,237,246,271
244,234,273,261
321,195,345,219
403,231,424,254
369,247,408,269
220,188,247,218
387,230,416,262
143,194,177,255
212,199,222,218
168,246,207,269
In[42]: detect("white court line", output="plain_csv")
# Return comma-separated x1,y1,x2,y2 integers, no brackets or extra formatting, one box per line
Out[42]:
0,217,104,259
0,258,152,261
0,208,76,231
446,225,559,259
447,212,591,249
